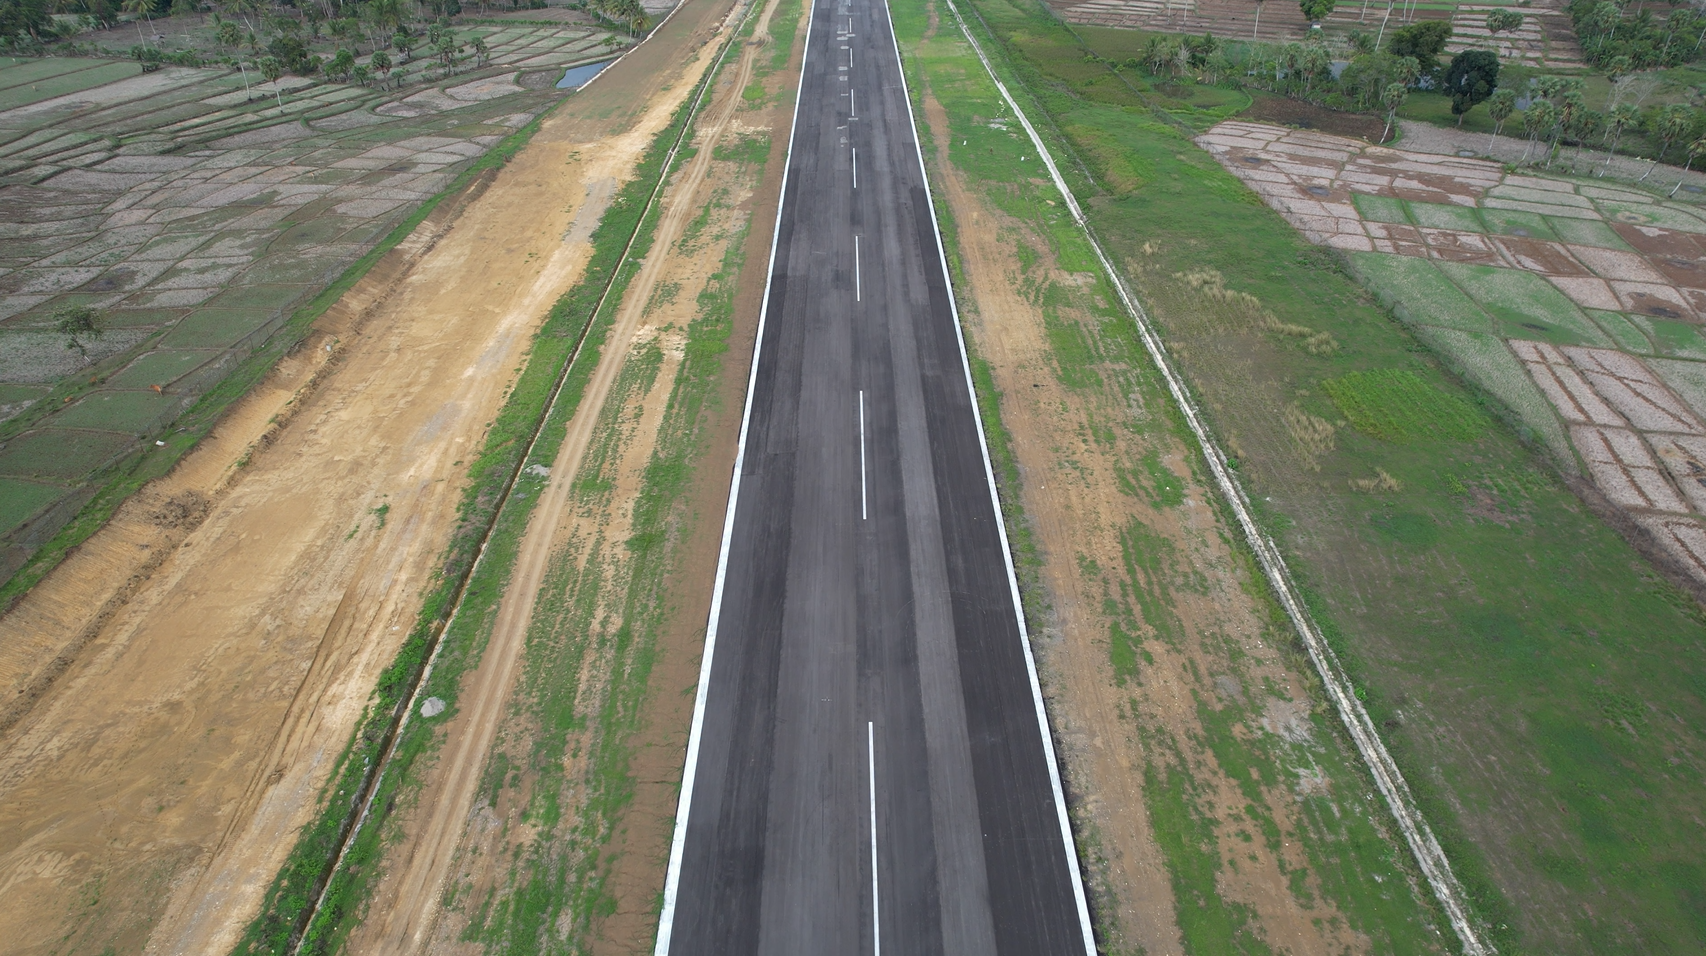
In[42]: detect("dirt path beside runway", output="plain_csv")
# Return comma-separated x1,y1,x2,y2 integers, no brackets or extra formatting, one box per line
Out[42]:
339,0,778,948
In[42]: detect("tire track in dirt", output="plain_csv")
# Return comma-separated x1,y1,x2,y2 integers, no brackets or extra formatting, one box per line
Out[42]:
344,2,783,950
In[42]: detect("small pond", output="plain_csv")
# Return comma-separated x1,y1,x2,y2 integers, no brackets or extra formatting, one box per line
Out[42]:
558,60,615,89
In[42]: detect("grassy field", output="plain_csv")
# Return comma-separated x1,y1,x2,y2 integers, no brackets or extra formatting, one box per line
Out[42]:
934,0,1706,951
898,3,1461,954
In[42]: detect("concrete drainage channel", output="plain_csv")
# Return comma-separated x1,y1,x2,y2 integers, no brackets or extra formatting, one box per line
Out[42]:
934,1,1495,953
278,8,755,952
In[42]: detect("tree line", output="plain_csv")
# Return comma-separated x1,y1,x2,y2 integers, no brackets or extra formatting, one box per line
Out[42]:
1119,16,1706,181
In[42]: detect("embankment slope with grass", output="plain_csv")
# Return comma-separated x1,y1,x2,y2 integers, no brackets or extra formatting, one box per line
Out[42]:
897,3,1460,954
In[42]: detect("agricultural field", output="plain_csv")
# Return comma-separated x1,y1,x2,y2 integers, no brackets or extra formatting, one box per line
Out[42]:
933,0,1706,950
1202,119,1706,583
0,14,629,590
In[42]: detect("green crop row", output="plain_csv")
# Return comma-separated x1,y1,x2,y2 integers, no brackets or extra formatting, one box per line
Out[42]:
1322,369,1488,443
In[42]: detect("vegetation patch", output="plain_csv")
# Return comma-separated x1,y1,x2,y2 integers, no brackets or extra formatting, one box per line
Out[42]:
1322,369,1487,442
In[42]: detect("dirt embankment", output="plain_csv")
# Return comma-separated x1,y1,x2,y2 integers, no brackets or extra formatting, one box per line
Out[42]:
0,3,738,953
921,77,1416,953
338,0,780,948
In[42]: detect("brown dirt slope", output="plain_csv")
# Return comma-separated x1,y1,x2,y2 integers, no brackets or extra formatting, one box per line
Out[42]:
0,2,738,954
338,0,778,949
344,4,807,951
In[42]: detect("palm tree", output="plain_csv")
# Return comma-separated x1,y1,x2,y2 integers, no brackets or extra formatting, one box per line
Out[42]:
1487,88,1516,152
1548,90,1584,167
1601,102,1639,174
1375,0,1395,46
1568,109,1604,168
121,0,155,46
1642,104,1697,181
1673,136,1706,195
1300,43,1331,97
221,0,259,35
368,0,405,33
1382,82,1407,142
1521,100,1555,161
259,53,283,107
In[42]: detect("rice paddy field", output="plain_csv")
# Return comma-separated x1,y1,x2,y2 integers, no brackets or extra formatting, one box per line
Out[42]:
944,0,1706,949
0,18,628,590
1199,120,1706,586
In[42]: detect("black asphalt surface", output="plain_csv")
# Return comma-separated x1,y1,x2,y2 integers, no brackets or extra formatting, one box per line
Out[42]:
663,0,1089,951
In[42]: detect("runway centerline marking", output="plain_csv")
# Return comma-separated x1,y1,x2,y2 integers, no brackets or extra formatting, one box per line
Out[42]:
852,146,858,188
868,720,880,956
858,390,867,520
854,234,861,301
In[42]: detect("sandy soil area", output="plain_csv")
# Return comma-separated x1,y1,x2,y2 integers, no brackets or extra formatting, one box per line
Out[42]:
0,2,737,953
339,0,770,949
331,1,803,949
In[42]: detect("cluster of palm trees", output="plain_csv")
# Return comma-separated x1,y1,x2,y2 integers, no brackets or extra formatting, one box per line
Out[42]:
1485,75,1706,191
585,0,648,37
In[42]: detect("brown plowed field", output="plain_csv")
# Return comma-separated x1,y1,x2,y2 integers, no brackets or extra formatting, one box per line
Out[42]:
0,2,737,953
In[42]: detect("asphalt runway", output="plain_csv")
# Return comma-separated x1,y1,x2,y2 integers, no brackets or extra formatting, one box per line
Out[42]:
655,0,1094,951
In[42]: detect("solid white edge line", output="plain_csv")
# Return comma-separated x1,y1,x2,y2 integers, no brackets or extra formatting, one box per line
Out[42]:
878,0,1098,952
868,720,881,956
936,2,1491,953
652,0,818,950
860,390,868,520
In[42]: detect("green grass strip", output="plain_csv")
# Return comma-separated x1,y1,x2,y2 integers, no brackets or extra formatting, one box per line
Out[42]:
1322,369,1488,443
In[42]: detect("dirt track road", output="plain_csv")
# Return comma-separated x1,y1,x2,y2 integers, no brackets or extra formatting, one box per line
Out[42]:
0,3,736,953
